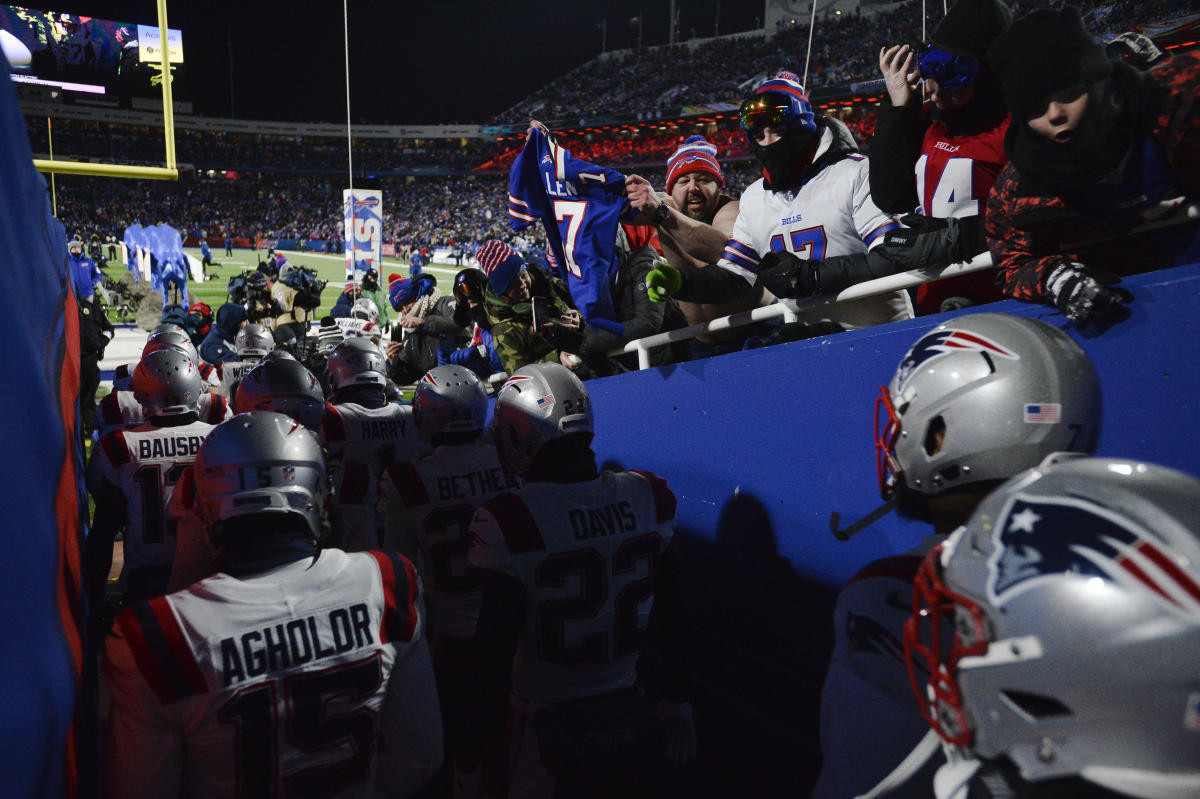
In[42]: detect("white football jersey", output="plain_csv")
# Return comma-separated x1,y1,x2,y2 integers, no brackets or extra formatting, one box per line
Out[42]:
381,438,517,639
320,402,427,551
334,317,379,341
89,419,215,575
216,357,262,400
95,390,232,436
467,470,676,709
717,125,912,330
103,549,442,799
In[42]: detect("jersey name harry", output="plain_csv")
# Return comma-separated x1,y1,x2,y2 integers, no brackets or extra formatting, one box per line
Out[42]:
220,601,374,686
136,434,205,460
358,418,409,440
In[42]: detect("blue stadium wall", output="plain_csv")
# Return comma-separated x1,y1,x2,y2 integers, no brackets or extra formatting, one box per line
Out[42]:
583,262,1200,796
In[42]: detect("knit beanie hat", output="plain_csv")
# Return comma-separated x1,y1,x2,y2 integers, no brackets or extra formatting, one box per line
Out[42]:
930,0,1012,59
987,6,1112,121
389,277,419,309
476,239,525,294
665,135,725,193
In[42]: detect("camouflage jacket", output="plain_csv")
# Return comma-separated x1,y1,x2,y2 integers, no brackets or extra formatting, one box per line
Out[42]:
986,51,1200,305
484,266,581,375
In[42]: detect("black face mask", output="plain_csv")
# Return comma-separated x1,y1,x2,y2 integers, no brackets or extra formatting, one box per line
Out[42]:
752,128,817,190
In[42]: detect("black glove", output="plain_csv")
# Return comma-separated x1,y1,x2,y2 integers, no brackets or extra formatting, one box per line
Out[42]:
757,250,822,299
1045,262,1131,326
882,214,982,268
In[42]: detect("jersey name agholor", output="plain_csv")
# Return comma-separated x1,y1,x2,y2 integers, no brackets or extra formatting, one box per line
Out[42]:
103,549,423,798
468,470,675,708
381,438,517,639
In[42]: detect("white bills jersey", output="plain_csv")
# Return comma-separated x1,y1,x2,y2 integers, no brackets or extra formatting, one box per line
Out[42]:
320,401,427,551
467,470,676,709
215,357,262,400
334,317,379,341
103,549,442,799
717,125,912,330
88,419,215,576
381,437,517,639
95,390,231,436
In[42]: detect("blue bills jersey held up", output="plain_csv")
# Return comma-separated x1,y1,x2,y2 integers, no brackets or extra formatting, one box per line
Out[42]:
508,128,628,336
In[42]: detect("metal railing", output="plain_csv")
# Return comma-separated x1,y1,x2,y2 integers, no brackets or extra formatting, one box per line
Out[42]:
608,206,1200,369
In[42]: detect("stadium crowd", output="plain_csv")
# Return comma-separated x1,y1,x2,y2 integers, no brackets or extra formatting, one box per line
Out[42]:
47,0,1200,795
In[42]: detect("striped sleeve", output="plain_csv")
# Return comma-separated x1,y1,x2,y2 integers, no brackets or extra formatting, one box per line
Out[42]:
98,430,131,467
113,597,208,706
720,238,761,273
321,403,345,445
382,462,431,509
483,492,545,554
508,193,535,223
366,550,421,645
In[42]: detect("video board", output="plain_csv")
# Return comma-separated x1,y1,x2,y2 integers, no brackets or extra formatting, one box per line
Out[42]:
0,5,185,98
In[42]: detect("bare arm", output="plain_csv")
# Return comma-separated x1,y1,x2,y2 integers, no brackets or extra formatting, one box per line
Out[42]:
657,199,740,268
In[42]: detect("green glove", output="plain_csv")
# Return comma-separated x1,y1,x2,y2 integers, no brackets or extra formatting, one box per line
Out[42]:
645,260,682,303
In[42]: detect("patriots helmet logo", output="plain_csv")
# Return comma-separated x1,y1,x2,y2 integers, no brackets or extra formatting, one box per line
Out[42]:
896,329,1019,388
987,495,1200,614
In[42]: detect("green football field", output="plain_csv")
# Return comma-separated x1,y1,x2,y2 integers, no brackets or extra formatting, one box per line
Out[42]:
102,248,466,323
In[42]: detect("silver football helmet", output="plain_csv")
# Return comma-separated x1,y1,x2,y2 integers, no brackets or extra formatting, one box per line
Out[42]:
325,337,388,393
414,365,487,442
876,313,1100,499
192,411,328,539
142,328,198,363
351,296,379,324
132,348,202,417
234,359,325,431
493,363,592,478
905,455,1200,797
235,323,274,360
151,322,187,337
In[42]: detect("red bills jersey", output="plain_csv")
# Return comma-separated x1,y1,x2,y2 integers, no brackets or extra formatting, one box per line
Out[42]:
467,470,676,709
914,114,1010,313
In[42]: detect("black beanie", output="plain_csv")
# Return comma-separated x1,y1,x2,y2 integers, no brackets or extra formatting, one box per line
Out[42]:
931,0,1012,60
987,6,1112,120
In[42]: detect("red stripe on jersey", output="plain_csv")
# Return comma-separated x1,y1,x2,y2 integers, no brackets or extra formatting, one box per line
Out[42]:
116,599,206,705
98,392,122,426
99,430,131,466
147,596,208,694
845,554,924,587
174,467,196,510
367,551,420,644
203,394,229,423
384,462,430,508
338,460,372,504
485,492,545,554
322,404,346,443
631,470,677,524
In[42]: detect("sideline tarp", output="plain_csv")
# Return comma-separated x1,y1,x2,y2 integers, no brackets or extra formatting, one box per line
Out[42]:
0,56,85,798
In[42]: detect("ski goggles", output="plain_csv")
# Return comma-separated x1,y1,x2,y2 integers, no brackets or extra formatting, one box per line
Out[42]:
917,44,981,90
738,92,798,134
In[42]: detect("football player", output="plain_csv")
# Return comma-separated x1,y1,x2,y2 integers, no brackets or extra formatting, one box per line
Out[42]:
214,322,273,402
320,338,424,551
467,363,694,798
813,313,1101,799
905,455,1200,798
380,365,513,794
102,411,443,798
646,71,913,338
86,349,217,605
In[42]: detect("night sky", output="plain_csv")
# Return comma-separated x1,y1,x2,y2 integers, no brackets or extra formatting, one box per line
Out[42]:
61,0,762,124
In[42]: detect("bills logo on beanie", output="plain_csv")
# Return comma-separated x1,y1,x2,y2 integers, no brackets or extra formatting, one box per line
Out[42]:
666,135,725,193
476,239,526,295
